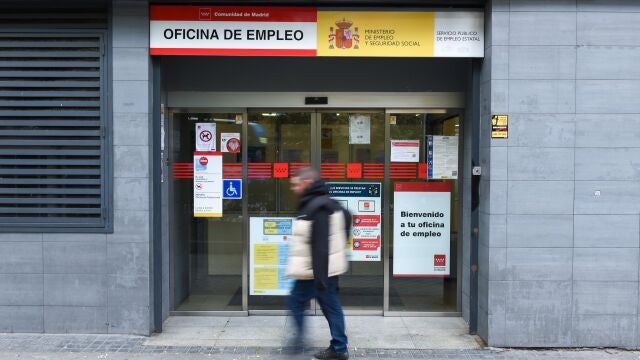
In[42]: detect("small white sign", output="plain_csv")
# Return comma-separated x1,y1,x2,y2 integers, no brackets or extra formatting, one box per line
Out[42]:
390,140,420,163
193,152,222,217
349,115,370,145
196,123,216,151
221,132,241,153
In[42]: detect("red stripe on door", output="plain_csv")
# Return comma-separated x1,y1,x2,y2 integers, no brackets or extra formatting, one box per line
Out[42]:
172,162,193,179
223,163,242,179
290,162,311,177
173,162,431,180
390,163,417,179
321,162,345,179
248,162,272,179
363,163,384,179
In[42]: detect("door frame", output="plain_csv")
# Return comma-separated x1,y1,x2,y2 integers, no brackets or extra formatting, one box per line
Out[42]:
244,108,387,316
383,109,464,317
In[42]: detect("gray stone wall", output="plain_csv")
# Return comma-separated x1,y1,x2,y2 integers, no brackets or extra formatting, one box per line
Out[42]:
0,0,152,335
110,0,152,335
480,0,640,348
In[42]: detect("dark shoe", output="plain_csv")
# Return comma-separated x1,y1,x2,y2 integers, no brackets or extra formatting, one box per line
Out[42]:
313,347,349,360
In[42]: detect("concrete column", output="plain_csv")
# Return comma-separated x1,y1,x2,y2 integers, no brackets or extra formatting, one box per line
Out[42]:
109,0,152,335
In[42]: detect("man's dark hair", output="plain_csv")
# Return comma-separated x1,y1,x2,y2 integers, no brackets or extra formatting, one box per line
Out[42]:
293,166,319,181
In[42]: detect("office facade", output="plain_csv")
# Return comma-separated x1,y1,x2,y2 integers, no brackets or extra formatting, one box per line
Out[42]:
0,0,638,348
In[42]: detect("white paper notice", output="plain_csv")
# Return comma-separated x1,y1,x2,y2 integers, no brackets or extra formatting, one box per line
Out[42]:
349,115,371,144
390,140,420,162
427,136,458,179
196,123,216,151
193,152,222,217
249,217,295,296
221,132,241,153
393,182,451,277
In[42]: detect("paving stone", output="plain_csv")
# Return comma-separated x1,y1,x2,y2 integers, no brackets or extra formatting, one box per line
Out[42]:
0,334,640,359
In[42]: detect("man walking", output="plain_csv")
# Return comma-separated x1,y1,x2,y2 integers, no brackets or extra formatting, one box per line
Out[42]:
287,167,350,360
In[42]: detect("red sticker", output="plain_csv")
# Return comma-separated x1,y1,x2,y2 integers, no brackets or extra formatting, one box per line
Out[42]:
347,163,362,178
434,254,446,267
273,162,289,178
418,163,428,179
352,215,380,227
225,138,241,153
352,238,380,251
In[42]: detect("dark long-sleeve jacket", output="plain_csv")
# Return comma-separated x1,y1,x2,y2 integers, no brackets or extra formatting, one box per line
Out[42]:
287,180,350,286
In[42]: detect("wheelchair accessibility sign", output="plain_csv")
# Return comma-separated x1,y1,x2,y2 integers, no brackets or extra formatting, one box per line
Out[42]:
222,179,242,199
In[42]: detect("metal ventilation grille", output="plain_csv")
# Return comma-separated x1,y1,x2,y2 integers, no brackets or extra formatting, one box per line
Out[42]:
0,34,106,229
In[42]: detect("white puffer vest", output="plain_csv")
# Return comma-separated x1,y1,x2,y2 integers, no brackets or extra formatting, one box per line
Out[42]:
286,209,349,280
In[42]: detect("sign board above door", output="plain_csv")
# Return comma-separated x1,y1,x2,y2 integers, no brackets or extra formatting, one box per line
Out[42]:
150,6,484,58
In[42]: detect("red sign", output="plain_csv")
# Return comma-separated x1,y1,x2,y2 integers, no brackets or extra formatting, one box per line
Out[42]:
346,163,362,178
352,215,380,227
394,182,451,192
199,157,208,166
353,237,380,251
434,254,446,267
273,162,289,178
151,6,317,22
150,6,318,56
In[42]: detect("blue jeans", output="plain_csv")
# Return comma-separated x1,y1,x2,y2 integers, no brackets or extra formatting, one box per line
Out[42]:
288,277,348,353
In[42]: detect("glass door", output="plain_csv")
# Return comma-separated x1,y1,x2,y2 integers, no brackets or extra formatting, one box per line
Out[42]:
387,111,460,313
246,111,313,310
318,111,386,312
245,110,386,313
169,112,244,311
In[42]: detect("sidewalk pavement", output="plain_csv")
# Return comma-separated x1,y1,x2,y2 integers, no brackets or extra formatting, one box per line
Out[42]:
0,340,637,360
0,316,638,359
149,316,481,349
0,349,638,360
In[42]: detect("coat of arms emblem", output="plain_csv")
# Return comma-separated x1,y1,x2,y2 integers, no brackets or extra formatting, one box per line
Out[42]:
329,19,360,49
